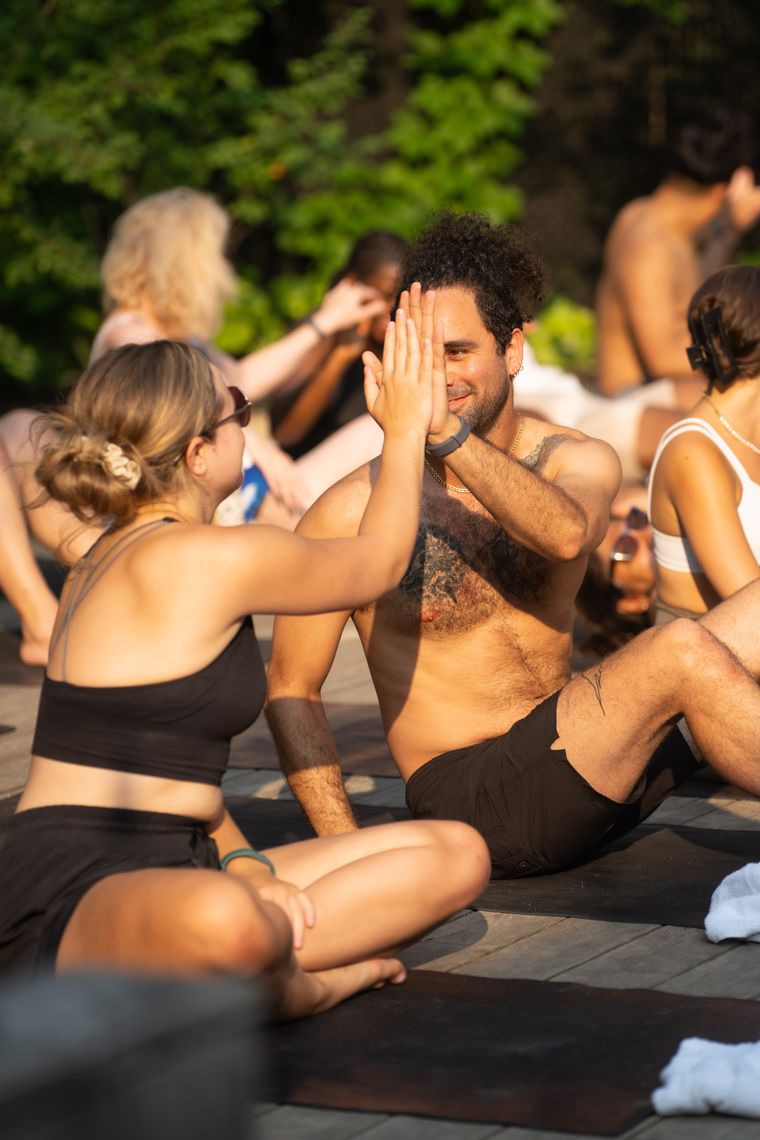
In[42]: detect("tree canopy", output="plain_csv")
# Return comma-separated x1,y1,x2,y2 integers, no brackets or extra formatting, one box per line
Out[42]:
0,0,559,401
1,0,757,401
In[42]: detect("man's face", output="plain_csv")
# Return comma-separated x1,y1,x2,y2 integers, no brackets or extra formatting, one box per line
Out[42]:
434,286,522,436
593,485,655,615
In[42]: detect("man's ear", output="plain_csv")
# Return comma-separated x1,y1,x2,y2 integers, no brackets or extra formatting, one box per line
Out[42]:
183,436,208,478
506,328,524,377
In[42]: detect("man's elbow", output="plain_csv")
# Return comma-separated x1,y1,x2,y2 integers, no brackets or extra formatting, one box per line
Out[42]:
552,517,589,562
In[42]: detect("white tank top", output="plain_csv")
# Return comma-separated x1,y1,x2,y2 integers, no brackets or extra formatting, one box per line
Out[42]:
647,418,760,573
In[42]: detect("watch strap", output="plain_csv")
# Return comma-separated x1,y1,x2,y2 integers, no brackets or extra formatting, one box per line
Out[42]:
425,417,471,457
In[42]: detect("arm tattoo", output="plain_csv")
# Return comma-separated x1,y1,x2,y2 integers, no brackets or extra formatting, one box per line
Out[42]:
520,433,570,475
581,665,606,716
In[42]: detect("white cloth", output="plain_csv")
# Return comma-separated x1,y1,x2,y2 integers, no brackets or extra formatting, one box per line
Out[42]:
515,344,677,479
705,861,760,944
652,1037,760,1117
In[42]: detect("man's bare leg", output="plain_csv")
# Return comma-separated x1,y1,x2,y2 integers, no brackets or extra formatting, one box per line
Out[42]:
556,618,760,803
696,578,760,678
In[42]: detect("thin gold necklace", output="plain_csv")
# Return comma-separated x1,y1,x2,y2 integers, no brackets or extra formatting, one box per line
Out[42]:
424,414,524,493
703,397,760,457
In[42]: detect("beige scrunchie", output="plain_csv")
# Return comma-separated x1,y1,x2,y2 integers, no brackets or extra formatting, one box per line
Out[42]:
100,442,141,490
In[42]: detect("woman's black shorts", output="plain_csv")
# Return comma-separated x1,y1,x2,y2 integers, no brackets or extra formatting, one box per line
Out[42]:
0,806,219,977
405,691,700,878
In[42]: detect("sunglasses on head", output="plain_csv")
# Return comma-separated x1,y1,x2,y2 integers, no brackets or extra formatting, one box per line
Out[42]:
609,506,648,569
205,386,252,435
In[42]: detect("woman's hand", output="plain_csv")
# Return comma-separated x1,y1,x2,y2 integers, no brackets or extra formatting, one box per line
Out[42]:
362,283,440,437
254,875,316,950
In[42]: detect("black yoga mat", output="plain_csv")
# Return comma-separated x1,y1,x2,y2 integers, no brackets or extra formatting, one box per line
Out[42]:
479,824,760,928
227,796,406,849
270,971,760,1136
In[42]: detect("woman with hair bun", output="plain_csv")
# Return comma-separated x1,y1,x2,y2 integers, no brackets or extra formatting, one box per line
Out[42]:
648,265,760,622
0,311,490,1017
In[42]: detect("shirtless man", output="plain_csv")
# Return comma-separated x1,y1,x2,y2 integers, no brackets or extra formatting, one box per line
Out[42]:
597,108,760,398
266,212,760,877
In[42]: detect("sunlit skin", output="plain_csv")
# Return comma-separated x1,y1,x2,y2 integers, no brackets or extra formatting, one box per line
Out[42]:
11,328,491,1017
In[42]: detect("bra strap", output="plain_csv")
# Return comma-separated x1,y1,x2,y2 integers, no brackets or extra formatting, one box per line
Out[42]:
51,518,176,680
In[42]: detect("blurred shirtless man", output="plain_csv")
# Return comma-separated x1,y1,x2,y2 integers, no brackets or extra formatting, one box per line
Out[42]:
597,108,760,398
267,212,760,878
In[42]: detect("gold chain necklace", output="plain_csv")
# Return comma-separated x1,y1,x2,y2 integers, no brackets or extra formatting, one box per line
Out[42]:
704,397,760,457
424,414,524,493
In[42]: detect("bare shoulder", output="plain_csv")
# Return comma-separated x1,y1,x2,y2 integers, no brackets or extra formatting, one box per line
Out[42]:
658,422,739,486
519,417,620,481
94,310,164,356
605,198,683,264
297,459,377,538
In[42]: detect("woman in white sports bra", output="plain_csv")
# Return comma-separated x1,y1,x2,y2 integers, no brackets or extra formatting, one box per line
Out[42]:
648,265,760,623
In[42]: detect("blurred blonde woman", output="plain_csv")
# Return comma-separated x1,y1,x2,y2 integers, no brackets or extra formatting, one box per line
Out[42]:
93,187,387,519
648,265,760,622
0,303,489,1016
0,191,388,662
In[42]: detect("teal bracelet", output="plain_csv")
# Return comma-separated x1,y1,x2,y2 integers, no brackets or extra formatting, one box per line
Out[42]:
220,847,276,875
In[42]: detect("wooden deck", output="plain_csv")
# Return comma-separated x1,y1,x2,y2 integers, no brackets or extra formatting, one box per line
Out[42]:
2,609,760,1140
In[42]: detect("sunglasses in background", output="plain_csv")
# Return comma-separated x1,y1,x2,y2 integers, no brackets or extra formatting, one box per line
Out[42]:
205,386,252,435
609,506,648,576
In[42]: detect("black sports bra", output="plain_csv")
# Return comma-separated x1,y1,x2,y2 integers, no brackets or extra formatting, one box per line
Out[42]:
31,519,266,786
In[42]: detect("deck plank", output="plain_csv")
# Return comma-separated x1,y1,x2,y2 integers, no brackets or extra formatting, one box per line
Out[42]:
456,916,658,980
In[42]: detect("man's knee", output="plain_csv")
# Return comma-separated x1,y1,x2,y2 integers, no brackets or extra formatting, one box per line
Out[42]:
650,617,741,685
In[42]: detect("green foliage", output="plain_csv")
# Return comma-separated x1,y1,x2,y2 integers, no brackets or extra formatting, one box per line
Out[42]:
0,0,561,400
529,296,597,379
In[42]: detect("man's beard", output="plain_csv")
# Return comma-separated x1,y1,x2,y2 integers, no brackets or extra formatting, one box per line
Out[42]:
459,359,511,436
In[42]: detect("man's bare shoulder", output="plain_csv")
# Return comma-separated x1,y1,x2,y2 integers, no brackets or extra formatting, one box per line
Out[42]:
521,417,618,474
297,458,377,538
605,197,685,261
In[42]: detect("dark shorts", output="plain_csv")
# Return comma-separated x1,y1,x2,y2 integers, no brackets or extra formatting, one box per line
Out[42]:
405,691,700,878
0,806,219,978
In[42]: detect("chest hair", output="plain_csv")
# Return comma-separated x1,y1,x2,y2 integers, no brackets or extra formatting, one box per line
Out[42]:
374,436,567,636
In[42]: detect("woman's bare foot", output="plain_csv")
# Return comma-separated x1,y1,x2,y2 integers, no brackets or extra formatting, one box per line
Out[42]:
277,957,406,1021
18,594,58,666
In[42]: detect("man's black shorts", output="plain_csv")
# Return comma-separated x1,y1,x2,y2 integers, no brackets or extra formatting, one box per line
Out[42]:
404,690,700,878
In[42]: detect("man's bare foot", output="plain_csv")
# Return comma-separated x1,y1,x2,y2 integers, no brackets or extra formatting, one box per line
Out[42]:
19,632,50,667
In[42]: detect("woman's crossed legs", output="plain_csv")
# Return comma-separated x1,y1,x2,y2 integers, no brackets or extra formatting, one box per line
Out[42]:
57,819,489,1019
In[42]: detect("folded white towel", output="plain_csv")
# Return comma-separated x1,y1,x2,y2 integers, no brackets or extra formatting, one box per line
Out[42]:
653,1037,760,1117
705,861,760,943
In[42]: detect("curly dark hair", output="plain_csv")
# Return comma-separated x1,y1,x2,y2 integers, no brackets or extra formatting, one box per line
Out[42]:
396,211,545,351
